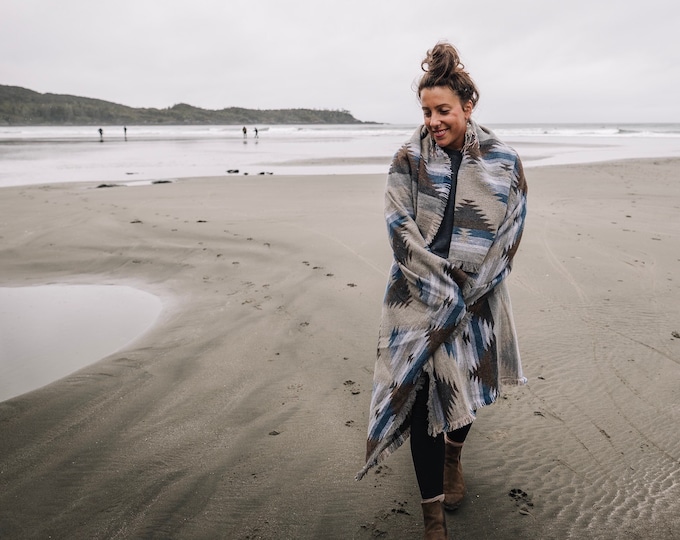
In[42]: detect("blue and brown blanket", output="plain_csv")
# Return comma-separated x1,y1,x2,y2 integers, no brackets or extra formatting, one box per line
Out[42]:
357,121,528,480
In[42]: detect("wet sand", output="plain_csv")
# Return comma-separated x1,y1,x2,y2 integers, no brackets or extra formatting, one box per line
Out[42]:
1,160,679,539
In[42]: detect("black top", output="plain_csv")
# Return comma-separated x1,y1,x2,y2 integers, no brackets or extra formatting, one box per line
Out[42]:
429,148,462,258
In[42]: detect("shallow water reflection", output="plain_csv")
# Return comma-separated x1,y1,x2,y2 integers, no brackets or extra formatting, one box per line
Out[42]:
0,284,162,402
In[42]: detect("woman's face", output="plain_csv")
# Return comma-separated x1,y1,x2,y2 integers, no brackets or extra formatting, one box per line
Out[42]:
420,86,472,151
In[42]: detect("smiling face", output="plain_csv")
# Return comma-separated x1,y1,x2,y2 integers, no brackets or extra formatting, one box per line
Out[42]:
420,86,473,151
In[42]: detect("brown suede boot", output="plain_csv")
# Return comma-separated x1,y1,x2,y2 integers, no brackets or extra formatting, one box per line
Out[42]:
421,498,448,539
443,437,465,511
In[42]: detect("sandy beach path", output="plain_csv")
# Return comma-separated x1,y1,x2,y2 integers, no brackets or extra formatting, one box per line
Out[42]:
1,161,679,539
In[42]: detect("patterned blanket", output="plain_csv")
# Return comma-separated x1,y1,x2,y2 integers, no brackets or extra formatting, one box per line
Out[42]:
357,121,527,480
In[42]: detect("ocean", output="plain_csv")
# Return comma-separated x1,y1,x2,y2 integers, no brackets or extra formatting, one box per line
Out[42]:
1,123,680,188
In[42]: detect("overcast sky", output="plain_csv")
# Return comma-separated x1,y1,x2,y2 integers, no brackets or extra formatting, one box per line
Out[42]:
2,0,678,124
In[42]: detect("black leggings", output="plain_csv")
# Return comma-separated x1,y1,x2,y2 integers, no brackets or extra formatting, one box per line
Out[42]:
410,375,473,499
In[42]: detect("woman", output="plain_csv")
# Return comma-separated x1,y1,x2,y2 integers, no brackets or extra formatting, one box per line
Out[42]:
357,42,528,539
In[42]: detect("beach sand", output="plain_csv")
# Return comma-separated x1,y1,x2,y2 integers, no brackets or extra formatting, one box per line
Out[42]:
0,159,679,539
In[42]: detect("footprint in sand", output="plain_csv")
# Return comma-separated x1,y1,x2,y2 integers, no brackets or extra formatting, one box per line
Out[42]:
360,498,411,538
344,380,361,395
390,500,410,516
508,488,535,517
358,523,387,538
373,464,393,477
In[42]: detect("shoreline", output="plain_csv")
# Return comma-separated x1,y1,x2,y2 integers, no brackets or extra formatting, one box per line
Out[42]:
3,123,680,189
1,150,678,192
1,159,679,539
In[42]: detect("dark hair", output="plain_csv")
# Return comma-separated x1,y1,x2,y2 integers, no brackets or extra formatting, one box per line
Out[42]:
418,42,479,108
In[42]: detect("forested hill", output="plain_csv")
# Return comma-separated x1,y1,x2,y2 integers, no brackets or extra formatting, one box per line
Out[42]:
0,85,368,125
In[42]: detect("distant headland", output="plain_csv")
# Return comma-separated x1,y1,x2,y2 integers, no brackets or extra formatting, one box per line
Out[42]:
0,85,371,126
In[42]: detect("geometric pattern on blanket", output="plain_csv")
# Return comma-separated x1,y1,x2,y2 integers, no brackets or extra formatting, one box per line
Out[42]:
357,120,527,480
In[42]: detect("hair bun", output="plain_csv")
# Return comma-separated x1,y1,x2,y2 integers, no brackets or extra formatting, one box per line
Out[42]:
421,42,463,78
418,41,479,107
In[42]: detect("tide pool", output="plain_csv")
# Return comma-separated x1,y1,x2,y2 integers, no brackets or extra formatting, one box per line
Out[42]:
0,284,162,402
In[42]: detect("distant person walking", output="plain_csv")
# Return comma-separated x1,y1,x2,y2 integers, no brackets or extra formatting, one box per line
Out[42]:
254,127,259,139
98,128,103,142
242,126,247,139
124,126,127,141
